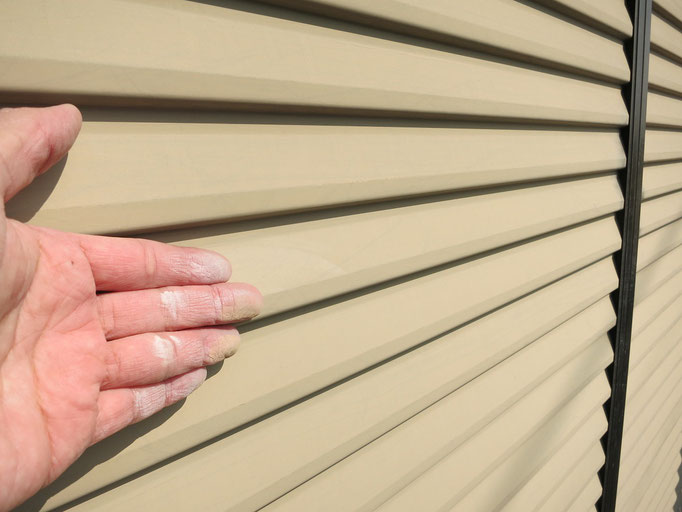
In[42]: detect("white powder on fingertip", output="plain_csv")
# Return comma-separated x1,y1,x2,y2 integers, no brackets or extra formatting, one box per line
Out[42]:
189,254,230,282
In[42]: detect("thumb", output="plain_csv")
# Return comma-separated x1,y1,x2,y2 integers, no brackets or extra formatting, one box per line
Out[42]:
0,104,82,202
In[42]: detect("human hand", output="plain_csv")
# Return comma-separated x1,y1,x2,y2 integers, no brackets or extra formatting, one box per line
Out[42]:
0,105,262,511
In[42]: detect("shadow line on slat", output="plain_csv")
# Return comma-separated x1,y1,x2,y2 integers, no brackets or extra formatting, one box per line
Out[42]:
141,171,619,243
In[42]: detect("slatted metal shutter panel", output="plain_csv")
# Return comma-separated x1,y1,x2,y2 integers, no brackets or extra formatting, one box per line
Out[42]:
3,1,631,510
617,1,682,511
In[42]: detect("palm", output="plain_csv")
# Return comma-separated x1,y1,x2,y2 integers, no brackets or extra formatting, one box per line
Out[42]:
0,221,106,497
0,106,262,510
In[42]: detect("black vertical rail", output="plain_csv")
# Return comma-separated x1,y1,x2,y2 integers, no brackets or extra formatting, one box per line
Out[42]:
599,1,651,511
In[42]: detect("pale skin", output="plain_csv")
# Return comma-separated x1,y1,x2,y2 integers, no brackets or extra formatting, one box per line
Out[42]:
0,105,263,511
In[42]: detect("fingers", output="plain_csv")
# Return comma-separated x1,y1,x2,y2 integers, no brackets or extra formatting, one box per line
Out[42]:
75,233,231,291
101,326,240,389
98,282,263,340
0,104,82,202
92,368,207,444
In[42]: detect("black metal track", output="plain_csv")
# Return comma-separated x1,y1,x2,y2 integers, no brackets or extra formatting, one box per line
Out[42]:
599,1,652,511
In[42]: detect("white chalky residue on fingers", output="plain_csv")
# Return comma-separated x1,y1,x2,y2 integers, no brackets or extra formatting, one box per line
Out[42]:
160,290,182,321
190,258,220,282
152,335,174,366
133,385,165,420
169,335,183,351
188,252,230,282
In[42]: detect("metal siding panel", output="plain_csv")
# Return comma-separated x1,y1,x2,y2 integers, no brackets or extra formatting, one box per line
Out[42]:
632,268,682,337
619,375,682,502
655,0,682,27
651,12,682,62
633,244,682,304
642,162,682,199
262,297,615,512
457,408,608,512
638,451,682,512
618,421,682,512
376,367,612,512
629,295,682,371
537,443,606,512
636,217,682,270
644,128,682,162
2,1,633,510
147,176,623,319
526,0,632,38
649,52,682,96
0,1,628,125
5,119,626,235
52,311,614,511
254,0,630,82
639,189,682,235
647,91,682,127
565,476,603,512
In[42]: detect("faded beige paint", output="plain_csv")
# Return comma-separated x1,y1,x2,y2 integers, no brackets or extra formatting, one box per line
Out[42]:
6,122,626,235
532,0,632,38
262,297,616,512
566,477,603,512
497,411,607,512
73,339,613,511
377,369,612,511
645,129,682,161
651,12,682,61
258,0,630,82
637,218,682,269
5,0,637,511
655,0,682,28
639,189,682,235
538,443,606,512
0,1,627,124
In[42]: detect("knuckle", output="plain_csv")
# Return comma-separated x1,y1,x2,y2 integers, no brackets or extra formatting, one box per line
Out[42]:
100,347,121,389
139,240,158,282
210,285,235,323
97,295,117,339
24,116,52,171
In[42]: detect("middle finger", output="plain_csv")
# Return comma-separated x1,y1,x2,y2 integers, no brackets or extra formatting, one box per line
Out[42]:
97,282,262,340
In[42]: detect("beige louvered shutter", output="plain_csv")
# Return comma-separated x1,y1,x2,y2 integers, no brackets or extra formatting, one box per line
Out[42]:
3,1,632,511
616,1,682,511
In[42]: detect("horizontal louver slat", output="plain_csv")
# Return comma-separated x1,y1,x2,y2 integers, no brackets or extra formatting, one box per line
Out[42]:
6,118,626,236
376,367,611,512
457,408,607,512
4,1,633,510
0,2,628,124
254,0,630,82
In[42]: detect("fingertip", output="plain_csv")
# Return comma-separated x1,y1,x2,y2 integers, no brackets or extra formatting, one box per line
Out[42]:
205,326,241,364
49,103,82,146
52,103,82,123
231,282,264,320
192,249,232,283
181,367,207,397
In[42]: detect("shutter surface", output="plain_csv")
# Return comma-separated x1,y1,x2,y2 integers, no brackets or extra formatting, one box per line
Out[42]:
617,2,682,511
2,1,632,510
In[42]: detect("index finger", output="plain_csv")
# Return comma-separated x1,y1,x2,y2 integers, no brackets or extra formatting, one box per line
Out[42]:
74,233,232,291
